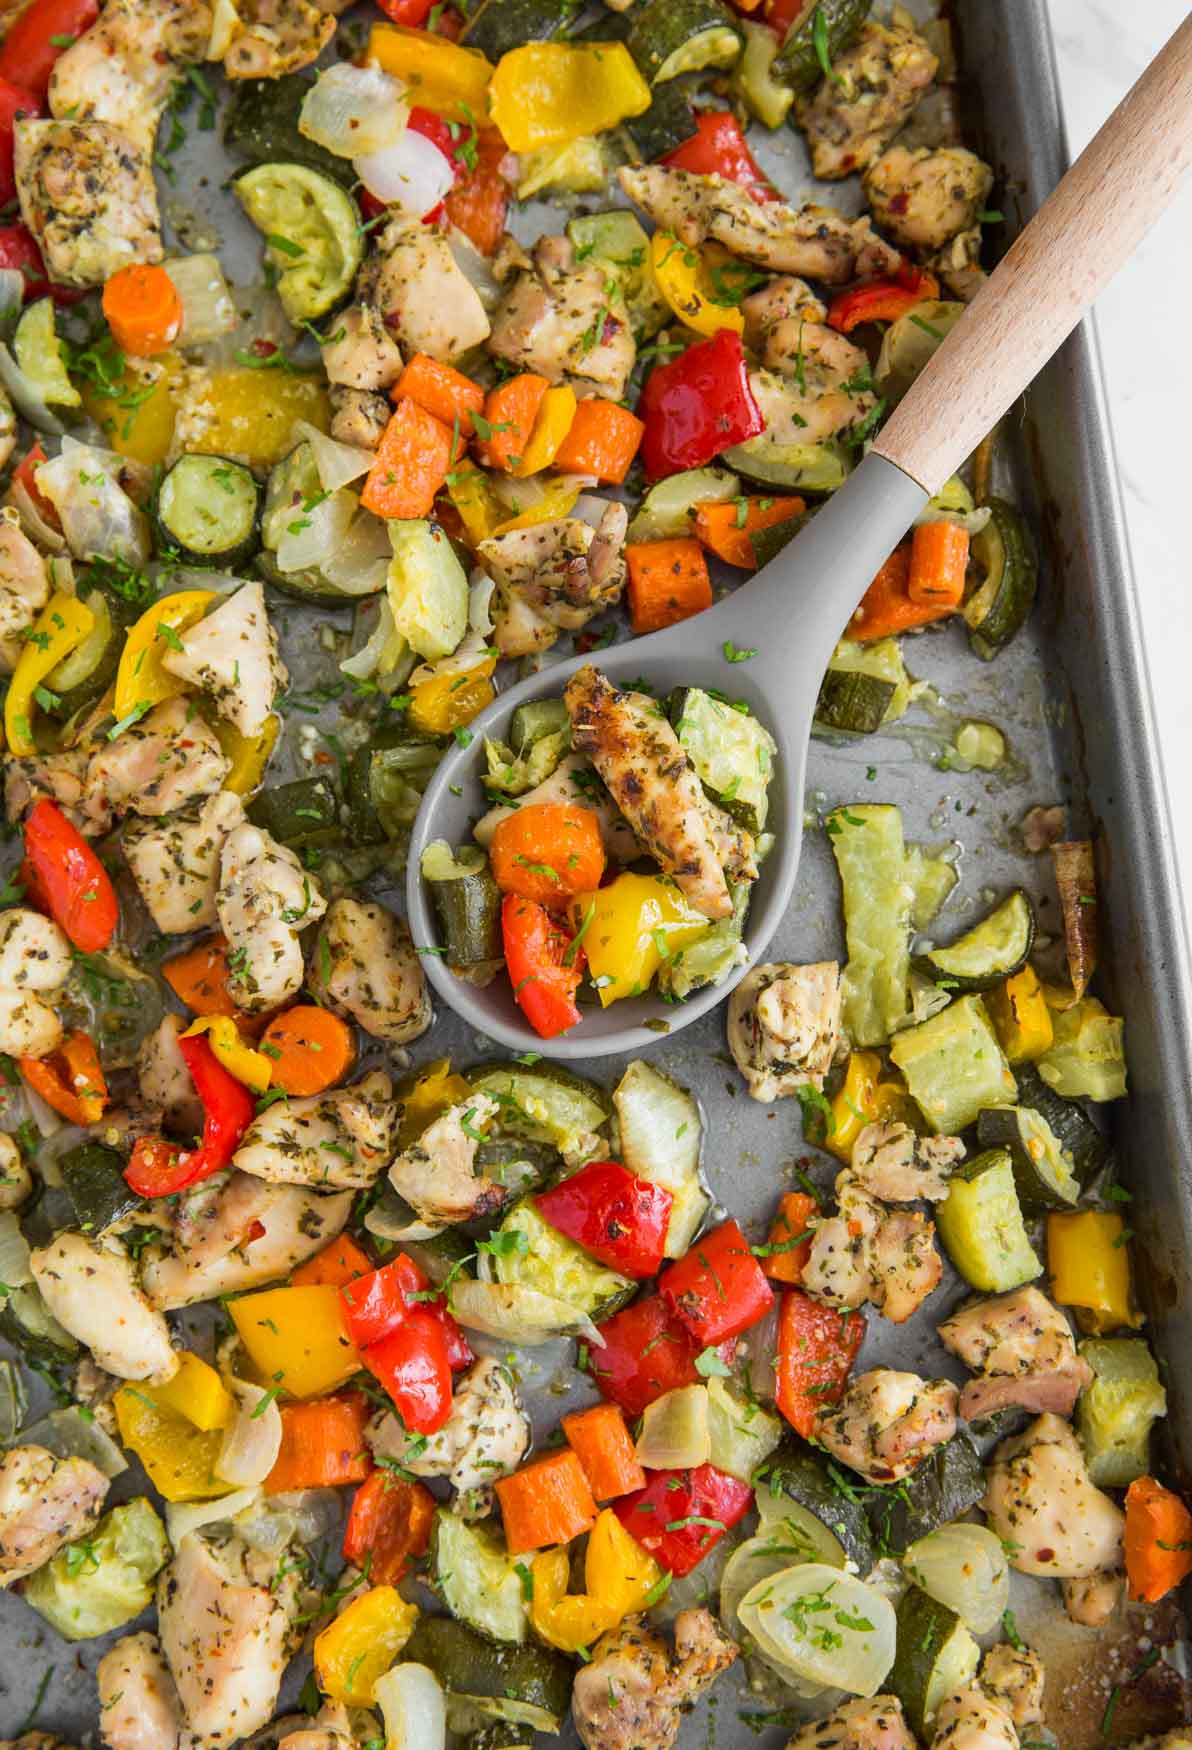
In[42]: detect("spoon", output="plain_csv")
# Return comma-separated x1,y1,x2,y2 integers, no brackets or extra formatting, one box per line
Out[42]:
407,12,1192,1061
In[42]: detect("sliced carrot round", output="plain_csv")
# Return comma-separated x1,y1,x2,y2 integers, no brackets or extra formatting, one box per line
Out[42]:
488,803,606,906
261,1005,356,1097
102,262,183,357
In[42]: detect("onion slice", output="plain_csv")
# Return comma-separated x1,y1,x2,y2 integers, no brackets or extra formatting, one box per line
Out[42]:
301,63,408,159
216,1380,283,1487
163,254,237,345
354,130,454,215
374,1664,446,1750
450,1280,603,1348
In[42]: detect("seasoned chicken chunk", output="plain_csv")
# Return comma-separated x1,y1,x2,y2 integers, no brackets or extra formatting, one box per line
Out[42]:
565,664,755,921
157,1532,300,1745
983,1414,1125,1578
5,749,93,834
851,1121,964,1202
0,514,48,671
321,304,404,391
748,335,876,446
481,502,629,658
794,21,939,181
217,822,327,1013
98,1631,195,1750
31,1232,177,1381
938,1285,1093,1421
927,225,986,304
475,753,642,867
360,220,490,363
0,906,71,1058
932,1685,1018,1750
619,165,900,285
868,1204,942,1324
48,0,211,156
88,697,229,825
864,145,994,253
369,1356,530,1494
234,1070,396,1191
308,897,430,1044
979,1643,1045,1729
804,1175,940,1325
786,1696,917,1750
814,1368,958,1485
0,1445,108,1584
224,0,346,79
15,119,162,287
740,276,826,352
328,386,390,449
488,235,635,400
0,1134,31,1210
1061,1567,1122,1627
162,582,286,738
144,1176,352,1309
388,1092,507,1227
728,962,842,1100
138,1015,203,1138
572,1609,738,1750
124,791,246,936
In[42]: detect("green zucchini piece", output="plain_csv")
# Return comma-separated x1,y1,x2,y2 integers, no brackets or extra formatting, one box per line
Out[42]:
775,0,871,89
668,686,776,834
431,1511,528,1645
1036,996,1127,1102
263,443,321,549
388,518,470,662
570,210,668,344
815,669,896,736
59,1143,138,1234
904,843,958,931
23,1496,168,1642
865,1433,984,1556
748,511,808,569
756,1441,876,1574
936,1148,1041,1293
461,0,563,59
976,1105,1080,1211
722,435,850,493
1014,1063,1111,1185
402,1617,573,1732
224,75,355,185
42,584,135,722
482,730,568,800
468,1062,610,1157
913,890,1035,994
627,0,742,82
818,636,911,733
487,1199,634,1320
611,1058,709,1257
889,1586,980,1737
235,163,362,324
829,802,912,1047
875,301,966,403
1076,1338,1167,1487
656,879,749,1002
14,297,79,408
733,19,795,128
346,728,444,844
154,454,261,569
248,775,341,848
706,1377,782,1483
508,699,569,755
963,498,1038,661
0,1281,79,1362
623,78,700,161
474,1138,558,1199
889,995,1017,1134
0,1357,24,1442
422,841,502,968
626,467,740,543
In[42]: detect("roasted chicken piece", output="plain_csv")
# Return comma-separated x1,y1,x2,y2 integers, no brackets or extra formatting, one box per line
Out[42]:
123,791,246,936
143,1175,353,1309
359,219,490,363
864,145,994,253
224,0,350,79
0,515,48,671
321,304,404,392
97,1632,194,1750
89,697,230,822
308,897,430,1044
938,1285,1093,1420
748,335,876,446
161,582,286,740
216,822,327,1013
794,20,939,180
234,1070,397,1191
572,1608,738,1750
48,0,211,155
481,503,629,658
979,1643,1045,1730
983,1413,1125,1578
15,118,162,288
727,962,842,1101
387,1092,507,1227
931,1684,1019,1750
0,1445,108,1584
787,1696,917,1750
1061,1567,1123,1627
488,235,635,399
369,1356,531,1494
31,1232,177,1381
850,1122,964,1202
814,1367,958,1484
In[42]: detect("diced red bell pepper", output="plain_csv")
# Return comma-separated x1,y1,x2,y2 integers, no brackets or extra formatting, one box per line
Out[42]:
659,1219,775,1346
342,1251,472,1371
375,0,438,24
775,1289,866,1438
591,1294,735,1418
0,0,99,99
408,106,469,181
445,129,509,258
124,1035,256,1199
662,111,778,204
342,1469,436,1585
362,1308,454,1433
826,266,941,334
23,797,117,953
536,1162,673,1279
501,894,583,1039
0,80,39,210
639,330,764,481
614,1463,753,1576
762,0,807,35
0,225,83,307
11,444,57,527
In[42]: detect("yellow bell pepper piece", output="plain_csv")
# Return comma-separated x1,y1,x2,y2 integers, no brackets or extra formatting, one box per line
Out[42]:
447,460,503,547
408,655,496,737
1047,1210,1142,1335
113,589,217,723
145,1352,235,1432
530,1547,620,1655
494,475,582,535
570,872,710,1007
368,24,493,120
649,232,749,338
113,1384,233,1503
79,354,182,466
396,1058,473,1148
5,591,95,756
516,386,577,477
826,1051,881,1163
228,1284,361,1399
184,1015,273,1095
179,367,329,467
585,1507,663,1617
986,965,1054,1064
314,1585,419,1704
489,42,650,152
215,712,280,796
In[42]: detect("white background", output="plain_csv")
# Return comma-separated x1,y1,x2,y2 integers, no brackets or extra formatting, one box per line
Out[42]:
1049,0,1192,926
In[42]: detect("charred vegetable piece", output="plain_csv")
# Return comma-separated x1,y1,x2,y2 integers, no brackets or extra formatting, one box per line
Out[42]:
248,775,341,848
962,497,1039,660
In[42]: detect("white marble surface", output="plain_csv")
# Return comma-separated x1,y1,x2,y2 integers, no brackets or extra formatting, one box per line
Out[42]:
1049,0,1192,928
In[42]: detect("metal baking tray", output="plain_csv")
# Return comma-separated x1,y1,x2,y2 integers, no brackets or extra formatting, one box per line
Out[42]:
3,2,1192,1745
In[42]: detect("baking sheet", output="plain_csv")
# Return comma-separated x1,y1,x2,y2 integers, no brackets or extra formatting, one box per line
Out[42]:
3,1,1192,1744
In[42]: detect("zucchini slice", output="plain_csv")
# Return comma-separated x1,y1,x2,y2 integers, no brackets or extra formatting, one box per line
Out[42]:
775,0,871,89
345,730,444,844
913,890,1035,993
623,80,700,162
626,0,742,82
829,802,912,1048
468,1062,610,1157
976,1104,1080,1211
707,1377,783,1482
247,775,341,848
223,74,356,187
722,435,850,493
403,1617,572,1733
0,1282,79,1364
668,686,776,835
889,994,1017,1134
626,467,740,543
865,1433,984,1556
875,301,966,403
154,454,261,569
431,1511,528,1645
936,1148,1042,1293
889,1586,980,1737
509,699,570,753
422,841,503,970
757,1441,876,1574
461,0,563,59
14,297,80,408
42,584,134,722
1076,1337,1167,1487
566,210,668,341
611,1058,709,1257
815,669,896,736
485,1199,635,1321
1014,1062,1111,1185
59,1143,139,1234
234,162,362,323
963,498,1039,661
733,19,795,129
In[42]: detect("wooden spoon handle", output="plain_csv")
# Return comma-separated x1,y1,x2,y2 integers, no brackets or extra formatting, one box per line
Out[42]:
873,11,1192,496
